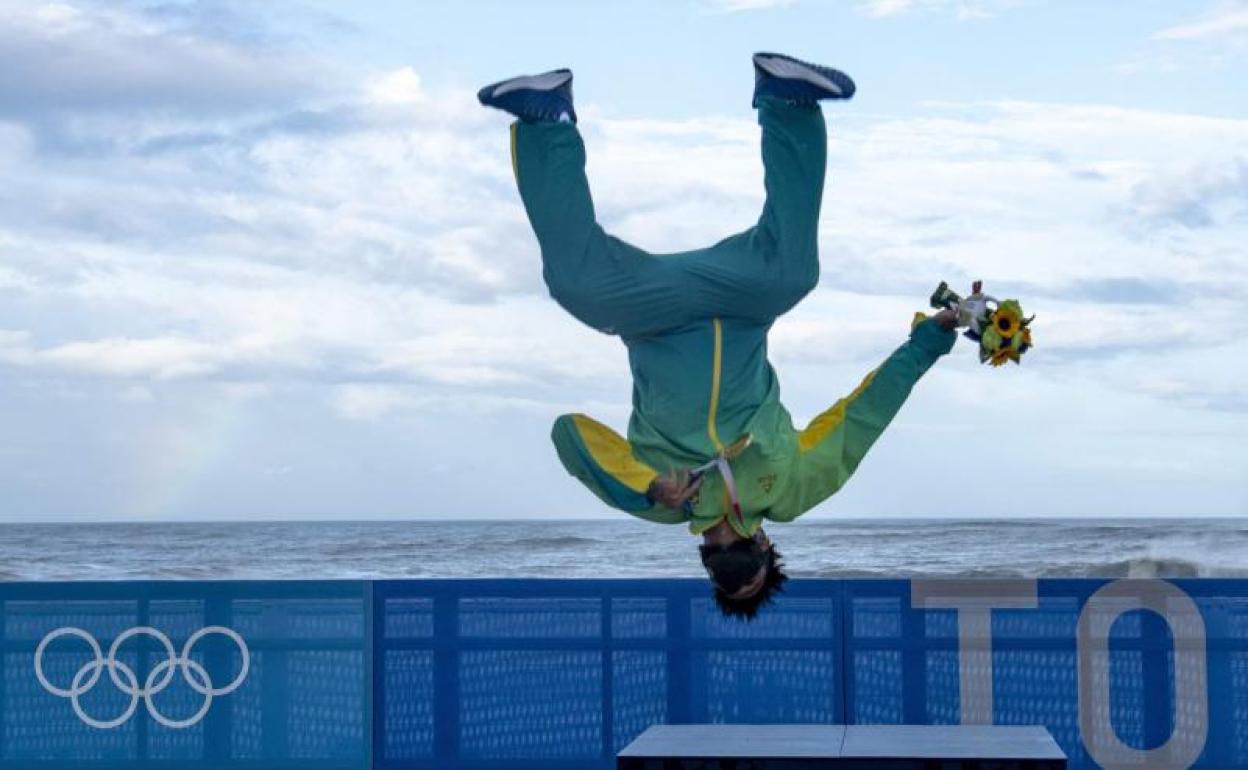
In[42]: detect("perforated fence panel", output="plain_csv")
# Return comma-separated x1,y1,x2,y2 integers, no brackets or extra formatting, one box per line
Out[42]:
4,578,1247,769
1,581,371,769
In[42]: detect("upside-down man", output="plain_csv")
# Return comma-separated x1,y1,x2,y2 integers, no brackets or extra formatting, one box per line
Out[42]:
479,53,958,619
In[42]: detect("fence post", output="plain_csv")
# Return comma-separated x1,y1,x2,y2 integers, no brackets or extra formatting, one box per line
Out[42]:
666,587,692,724
203,592,232,764
601,589,614,758
364,581,377,770
835,581,849,725
433,590,459,763
901,583,927,724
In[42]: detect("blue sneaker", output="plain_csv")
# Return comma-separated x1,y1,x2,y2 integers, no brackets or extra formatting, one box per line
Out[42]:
752,52,856,106
477,69,577,123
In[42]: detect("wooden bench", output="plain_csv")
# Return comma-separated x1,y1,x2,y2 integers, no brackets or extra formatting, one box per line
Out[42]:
618,724,1067,770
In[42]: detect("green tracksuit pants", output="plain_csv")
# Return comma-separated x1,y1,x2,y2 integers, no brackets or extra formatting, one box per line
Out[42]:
510,98,826,336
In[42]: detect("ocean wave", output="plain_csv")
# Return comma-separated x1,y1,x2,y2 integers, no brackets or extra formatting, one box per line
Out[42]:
795,553,1248,579
3,519,1247,580
507,536,605,548
1093,555,1246,579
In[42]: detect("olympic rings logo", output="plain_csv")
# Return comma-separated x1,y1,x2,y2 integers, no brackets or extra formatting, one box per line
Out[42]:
34,626,250,729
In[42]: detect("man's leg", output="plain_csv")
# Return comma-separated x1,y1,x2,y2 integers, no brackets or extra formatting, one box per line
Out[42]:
750,97,828,316
481,68,696,337
511,122,697,337
682,98,828,322
486,60,847,332
684,54,848,322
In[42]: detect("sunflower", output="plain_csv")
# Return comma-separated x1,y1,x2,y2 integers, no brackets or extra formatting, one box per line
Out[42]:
990,348,1017,367
992,301,1023,340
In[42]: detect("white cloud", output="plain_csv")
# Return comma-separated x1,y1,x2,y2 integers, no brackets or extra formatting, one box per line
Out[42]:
0,1,331,118
330,384,565,421
1153,3,1248,42
38,336,237,379
1123,3,1248,76
698,0,795,12
332,384,416,421
364,66,424,106
3,87,1246,396
1127,157,1248,227
856,0,1021,19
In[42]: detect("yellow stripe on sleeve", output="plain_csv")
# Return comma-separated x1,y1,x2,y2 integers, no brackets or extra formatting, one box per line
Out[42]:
797,369,879,454
570,414,658,494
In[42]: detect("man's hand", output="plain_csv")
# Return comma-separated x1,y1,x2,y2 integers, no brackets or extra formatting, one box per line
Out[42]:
932,307,958,331
647,470,703,511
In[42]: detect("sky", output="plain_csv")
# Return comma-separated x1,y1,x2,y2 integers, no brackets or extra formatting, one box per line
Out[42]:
0,0,1245,522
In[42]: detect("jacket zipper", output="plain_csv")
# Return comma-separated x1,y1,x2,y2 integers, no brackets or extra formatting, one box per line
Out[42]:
707,317,725,453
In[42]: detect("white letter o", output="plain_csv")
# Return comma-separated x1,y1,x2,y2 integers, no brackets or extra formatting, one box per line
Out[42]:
1077,579,1207,770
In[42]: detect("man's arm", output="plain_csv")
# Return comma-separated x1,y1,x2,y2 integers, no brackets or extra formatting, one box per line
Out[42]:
771,312,957,521
550,413,689,524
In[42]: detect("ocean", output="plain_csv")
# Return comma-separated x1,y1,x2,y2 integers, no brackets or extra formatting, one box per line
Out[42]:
1,518,1245,581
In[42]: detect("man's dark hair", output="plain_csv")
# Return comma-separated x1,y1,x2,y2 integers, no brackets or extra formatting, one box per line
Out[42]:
698,539,788,621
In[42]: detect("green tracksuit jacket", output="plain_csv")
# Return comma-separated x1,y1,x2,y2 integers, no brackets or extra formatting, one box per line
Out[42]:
510,98,956,537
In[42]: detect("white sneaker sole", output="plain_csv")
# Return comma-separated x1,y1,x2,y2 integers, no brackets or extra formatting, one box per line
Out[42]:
491,70,572,97
754,55,845,97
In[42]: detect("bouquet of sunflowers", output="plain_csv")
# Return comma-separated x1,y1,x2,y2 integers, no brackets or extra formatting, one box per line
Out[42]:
930,280,1034,366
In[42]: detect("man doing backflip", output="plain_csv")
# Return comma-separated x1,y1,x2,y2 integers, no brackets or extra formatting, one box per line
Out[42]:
479,53,958,619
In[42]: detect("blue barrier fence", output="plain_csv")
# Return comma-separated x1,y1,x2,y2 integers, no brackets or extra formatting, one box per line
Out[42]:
4,578,1246,769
